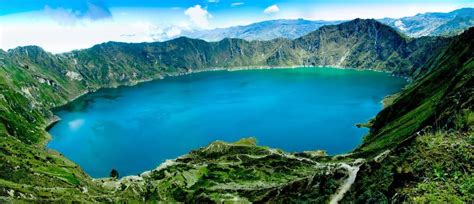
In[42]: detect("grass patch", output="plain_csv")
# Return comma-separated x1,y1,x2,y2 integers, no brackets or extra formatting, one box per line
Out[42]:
35,167,81,186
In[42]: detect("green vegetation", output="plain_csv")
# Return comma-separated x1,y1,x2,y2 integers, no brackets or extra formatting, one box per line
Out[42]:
134,138,346,202
344,25,473,202
343,130,473,203
359,24,473,155
0,20,472,202
0,136,110,201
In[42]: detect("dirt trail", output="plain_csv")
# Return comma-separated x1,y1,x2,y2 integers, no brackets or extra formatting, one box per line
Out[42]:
329,160,363,204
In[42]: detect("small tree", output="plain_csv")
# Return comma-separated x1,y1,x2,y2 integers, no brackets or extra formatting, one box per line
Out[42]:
110,169,119,179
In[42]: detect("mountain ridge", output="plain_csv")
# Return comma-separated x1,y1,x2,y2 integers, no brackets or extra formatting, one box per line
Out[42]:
180,8,473,41
5,19,451,79
180,18,343,41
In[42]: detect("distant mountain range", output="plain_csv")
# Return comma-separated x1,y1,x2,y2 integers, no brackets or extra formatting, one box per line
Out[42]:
181,19,343,41
380,7,474,37
181,8,473,41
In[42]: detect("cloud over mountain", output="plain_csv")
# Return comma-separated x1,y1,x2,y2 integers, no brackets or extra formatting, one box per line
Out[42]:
185,5,213,29
264,5,279,14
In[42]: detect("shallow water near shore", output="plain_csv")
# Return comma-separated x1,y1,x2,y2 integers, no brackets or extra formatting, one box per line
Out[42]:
47,67,406,177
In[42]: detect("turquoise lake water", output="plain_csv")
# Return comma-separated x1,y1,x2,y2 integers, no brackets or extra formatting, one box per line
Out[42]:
47,67,406,178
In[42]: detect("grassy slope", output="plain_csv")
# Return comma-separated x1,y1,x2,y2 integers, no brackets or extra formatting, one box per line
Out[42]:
111,138,347,202
358,26,473,155
342,27,473,202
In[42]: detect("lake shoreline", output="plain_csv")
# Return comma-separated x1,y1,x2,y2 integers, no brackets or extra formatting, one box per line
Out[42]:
45,65,399,131
45,66,407,178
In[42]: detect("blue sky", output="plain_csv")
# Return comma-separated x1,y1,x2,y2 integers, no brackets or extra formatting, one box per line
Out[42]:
0,0,473,53
2,0,472,17
1,0,472,15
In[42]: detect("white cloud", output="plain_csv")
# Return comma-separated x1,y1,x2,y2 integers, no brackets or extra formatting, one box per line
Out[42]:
2,3,471,54
184,5,212,29
264,5,279,14
231,2,244,7
166,26,182,37
43,2,112,25
0,26,3,50
0,15,160,53
0,8,198,53
44,6,79,25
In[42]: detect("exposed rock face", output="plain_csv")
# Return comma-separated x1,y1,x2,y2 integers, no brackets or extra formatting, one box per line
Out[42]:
65,71,82,81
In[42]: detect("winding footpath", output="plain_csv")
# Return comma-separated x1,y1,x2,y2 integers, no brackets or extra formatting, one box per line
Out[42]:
329,160,363,204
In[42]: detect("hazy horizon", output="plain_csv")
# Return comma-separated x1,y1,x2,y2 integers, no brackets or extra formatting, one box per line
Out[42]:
1,0,472,53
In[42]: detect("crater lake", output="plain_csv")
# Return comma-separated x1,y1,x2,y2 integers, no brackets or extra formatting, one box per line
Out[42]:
47,67,406,177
